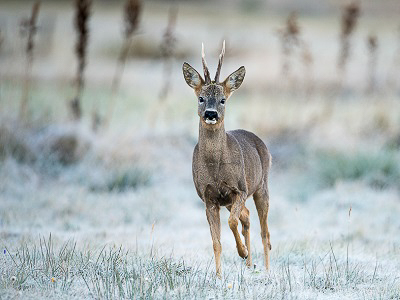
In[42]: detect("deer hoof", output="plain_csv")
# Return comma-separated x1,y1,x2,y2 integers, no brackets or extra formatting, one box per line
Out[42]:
238,245,248,259
245,258,252,267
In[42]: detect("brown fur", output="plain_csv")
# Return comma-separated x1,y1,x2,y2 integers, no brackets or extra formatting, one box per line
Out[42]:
182,42,271,277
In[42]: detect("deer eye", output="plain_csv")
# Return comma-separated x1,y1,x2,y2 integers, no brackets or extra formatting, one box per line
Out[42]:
199,97,204,104
220,99,226,105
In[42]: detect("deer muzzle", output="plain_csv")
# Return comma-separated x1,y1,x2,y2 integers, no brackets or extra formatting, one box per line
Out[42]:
204,110,219,125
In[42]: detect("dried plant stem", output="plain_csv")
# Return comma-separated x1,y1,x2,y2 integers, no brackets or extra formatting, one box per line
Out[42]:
338,2,360,80
366,34,378,93
20,55,33,120
147,6,177,127
277,12,313,95
19,1,40,122
103,0,141,130
70,0,91,121
158,6,178,103
158,52,173,103
300,40,314,96
103,37,133,130
278,12,300,78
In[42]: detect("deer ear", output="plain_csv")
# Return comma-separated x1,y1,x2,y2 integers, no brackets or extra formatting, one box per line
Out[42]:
223,66,246,94
183,62,204,90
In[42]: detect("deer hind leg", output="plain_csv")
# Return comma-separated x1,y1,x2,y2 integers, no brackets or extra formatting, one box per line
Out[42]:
239,206,252,267
205,201,222,278
226,204,251,266
254,187,271,270
228,194,248,260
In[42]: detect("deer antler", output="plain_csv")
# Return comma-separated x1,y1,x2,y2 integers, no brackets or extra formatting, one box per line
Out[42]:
202,42,211,84
214,40,225,83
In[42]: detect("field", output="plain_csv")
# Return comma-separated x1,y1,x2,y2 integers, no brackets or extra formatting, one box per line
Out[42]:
1,0,400,299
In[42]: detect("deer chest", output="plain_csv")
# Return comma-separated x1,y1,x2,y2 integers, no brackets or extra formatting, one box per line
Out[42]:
193,161,243,206
203,182,238,206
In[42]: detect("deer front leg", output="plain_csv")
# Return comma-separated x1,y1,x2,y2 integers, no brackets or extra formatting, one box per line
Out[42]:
228,193,248,259
205,201,222,278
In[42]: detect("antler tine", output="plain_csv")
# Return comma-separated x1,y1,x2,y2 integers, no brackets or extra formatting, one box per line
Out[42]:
214,40,225,83
202,42,211,84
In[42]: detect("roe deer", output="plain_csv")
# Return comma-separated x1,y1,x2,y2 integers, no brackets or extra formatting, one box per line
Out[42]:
182,41,271,277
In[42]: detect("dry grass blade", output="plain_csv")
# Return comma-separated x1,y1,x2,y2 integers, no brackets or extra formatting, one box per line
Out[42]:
19,1,40,122
70,0,91,121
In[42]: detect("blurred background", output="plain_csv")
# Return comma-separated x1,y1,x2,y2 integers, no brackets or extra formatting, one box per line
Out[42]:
1,0,400,298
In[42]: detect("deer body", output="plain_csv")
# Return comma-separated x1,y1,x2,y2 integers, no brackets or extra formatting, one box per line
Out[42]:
183,42,271,277
193,128,267,206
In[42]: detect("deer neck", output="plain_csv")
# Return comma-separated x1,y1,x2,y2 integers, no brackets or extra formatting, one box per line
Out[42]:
198,120,226,163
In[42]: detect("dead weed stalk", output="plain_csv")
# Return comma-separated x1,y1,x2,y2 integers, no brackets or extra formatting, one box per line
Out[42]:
277,12,313,95
366,34,378,93
19,1,40,122
158,5,178,103
278,12,300,78
338,2,360,77
103,0,141,131
70,0,91,121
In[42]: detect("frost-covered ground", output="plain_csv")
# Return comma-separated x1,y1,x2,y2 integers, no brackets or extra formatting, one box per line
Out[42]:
1,1,400,299
1,124,399,299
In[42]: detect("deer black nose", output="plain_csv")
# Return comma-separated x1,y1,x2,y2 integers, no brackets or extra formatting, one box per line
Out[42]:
204,110,218,120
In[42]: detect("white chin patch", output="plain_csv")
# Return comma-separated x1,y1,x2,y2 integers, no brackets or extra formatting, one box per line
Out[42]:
205,119,217,125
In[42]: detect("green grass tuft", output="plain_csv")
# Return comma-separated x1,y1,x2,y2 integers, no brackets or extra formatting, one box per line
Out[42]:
88,167,150,193
314,150,400,190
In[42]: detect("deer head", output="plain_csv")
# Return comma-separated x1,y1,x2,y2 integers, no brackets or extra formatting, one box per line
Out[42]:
183,41,246,128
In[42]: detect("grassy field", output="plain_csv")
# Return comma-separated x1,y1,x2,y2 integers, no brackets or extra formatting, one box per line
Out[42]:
1,0,400,299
